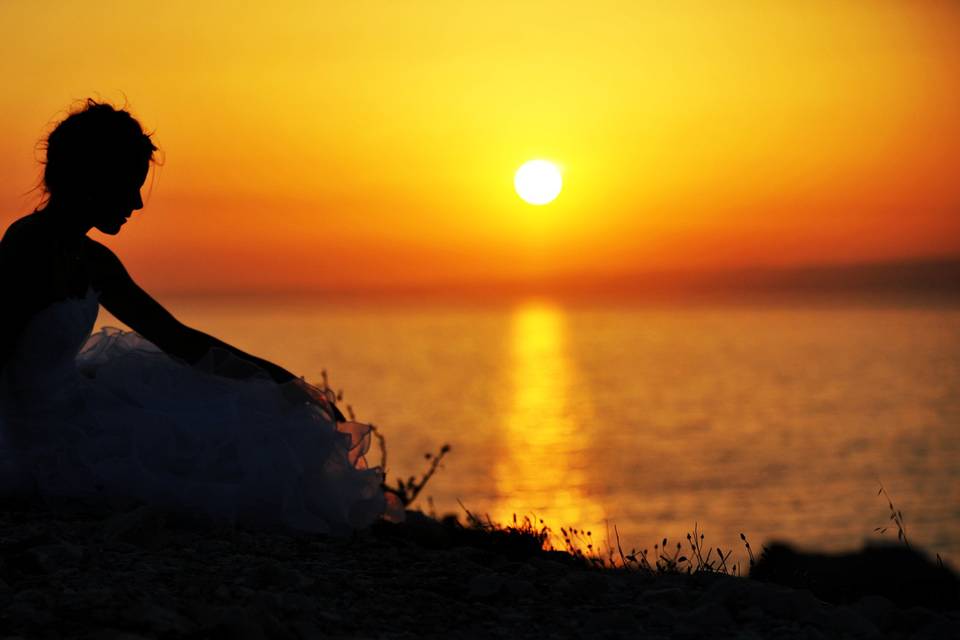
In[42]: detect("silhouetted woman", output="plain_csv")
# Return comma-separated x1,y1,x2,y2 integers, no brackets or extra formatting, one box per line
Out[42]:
0,100,395,531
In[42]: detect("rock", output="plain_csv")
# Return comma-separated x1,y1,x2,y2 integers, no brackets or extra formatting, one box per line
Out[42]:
234,585,256,600
395,510,452,548
684,601,734,630
451,545,494,567
182,584,202,598
117,601,195,635
211,606,266,640
253,590,282,611
13,587,50,606
314,609,345,625
100,505,165,545
736,605,766,623
565,570,610,595
288,619,325,640
254,609,295,640
182,603,222,629
253,562,309,589
799,626,828,640
822,605,880,637
704,576,752,607
468,574,503,599
28,541,84,572
644,604,678,629
750,542,960,610
913,616,960,640
853,594,896,630
5,601,54,627
516,563,538,579
279,592,315,613
528,556,571,574
897,605,941,631
2,503,956,640
749,585,822,621
639,586,685,606
503,577,535,599
584,609,640,632
197,538,230,554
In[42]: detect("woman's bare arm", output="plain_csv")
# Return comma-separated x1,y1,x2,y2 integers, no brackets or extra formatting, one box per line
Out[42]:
0,220,46,374
88,240,298,384
0,265,28,374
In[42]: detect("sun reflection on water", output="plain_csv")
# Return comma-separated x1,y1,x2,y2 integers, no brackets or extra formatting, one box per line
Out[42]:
492,302,606,541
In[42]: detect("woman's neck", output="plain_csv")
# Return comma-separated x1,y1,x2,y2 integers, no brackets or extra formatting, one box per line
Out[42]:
39,200,94,240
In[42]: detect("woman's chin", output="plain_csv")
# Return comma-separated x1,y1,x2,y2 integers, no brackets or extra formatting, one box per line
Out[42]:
94,220,126,235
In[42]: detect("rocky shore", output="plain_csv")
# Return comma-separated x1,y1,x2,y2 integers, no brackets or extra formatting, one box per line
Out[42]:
1,502,957,639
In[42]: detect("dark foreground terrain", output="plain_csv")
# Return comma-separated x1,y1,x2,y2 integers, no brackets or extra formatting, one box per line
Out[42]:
0,502,957,639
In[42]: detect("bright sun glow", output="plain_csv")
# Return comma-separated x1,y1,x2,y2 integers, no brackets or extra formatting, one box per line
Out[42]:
514,160,563,205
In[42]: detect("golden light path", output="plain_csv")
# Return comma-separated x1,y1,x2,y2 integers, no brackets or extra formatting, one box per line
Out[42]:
492,302,606,549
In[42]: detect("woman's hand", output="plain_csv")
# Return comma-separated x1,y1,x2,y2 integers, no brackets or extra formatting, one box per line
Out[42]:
281,377,347,422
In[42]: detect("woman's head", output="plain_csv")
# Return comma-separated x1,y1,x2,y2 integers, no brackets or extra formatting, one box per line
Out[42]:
40,99,159,234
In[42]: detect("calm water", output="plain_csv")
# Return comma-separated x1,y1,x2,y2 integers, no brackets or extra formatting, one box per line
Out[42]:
98,299,960,562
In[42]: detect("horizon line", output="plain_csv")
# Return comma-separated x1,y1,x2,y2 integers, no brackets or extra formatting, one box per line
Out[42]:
145,254,960,302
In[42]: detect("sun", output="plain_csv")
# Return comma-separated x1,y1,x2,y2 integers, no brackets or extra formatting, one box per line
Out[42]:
514,160,562,205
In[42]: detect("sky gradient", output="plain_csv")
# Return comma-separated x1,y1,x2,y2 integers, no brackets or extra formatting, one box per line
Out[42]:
1,1,959,294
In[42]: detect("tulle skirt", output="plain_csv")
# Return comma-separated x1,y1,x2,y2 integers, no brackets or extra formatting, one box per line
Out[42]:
0,327,399,533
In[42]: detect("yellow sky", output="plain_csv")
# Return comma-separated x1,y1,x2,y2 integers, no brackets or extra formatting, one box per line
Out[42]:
1,1,959,293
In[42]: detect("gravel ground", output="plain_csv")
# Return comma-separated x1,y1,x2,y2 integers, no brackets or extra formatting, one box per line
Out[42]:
1,502,957,639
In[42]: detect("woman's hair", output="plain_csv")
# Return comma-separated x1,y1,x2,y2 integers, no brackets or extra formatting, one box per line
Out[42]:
39,98,159,204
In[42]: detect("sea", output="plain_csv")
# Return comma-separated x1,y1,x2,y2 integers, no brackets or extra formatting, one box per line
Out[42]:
97,297,960,564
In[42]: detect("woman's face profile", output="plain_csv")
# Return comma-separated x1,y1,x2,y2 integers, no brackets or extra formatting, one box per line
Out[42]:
87,159,149,235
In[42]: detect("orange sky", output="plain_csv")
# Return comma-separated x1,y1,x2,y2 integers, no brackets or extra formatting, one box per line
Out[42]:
1,1,959,294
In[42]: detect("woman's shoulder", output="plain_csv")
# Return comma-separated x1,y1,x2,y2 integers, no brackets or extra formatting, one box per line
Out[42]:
0,212,46,260
2,211,42,241
80,238,130,291
81,236,123,268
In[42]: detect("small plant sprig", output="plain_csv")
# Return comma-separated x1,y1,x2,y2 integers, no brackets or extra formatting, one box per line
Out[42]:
385,443,452,507
873,484,951,568
740,531,756,573
451,504,756,576
455,506,553,557
318,369,451,509
874,482,910,548
559,527,606,568
612,523,745,575
682,522,737,574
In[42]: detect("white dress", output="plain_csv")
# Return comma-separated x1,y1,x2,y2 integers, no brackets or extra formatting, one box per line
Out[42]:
0,288,400,533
